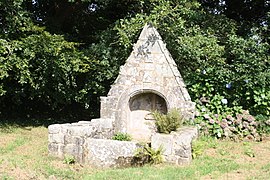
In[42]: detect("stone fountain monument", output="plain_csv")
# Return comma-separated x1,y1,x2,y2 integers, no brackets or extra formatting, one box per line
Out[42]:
48,24,197,168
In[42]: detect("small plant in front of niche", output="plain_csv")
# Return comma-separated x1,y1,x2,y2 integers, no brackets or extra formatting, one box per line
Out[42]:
153,108,184,134
63,155,75,164
135,143,164,165
112,132,132,141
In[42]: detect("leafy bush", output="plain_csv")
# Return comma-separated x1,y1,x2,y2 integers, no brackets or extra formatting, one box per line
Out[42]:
153,108,184,134
255,114,270,135
135,144,163,165
112,132,132,141
195,95,261,140
253,89,270,116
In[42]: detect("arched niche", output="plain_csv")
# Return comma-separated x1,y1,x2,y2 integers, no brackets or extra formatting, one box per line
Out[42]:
127,92,168,141
129,92,167,114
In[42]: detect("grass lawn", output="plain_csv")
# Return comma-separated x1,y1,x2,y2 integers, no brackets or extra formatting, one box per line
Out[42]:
0,125,270,179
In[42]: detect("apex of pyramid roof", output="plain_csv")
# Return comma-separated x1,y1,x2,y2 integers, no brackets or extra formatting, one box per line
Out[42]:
137,23,162,41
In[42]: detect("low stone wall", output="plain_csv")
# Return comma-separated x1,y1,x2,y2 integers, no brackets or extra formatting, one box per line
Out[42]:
48,122,198,168
85,139,142,168
152,127,198,165
48,119,114,163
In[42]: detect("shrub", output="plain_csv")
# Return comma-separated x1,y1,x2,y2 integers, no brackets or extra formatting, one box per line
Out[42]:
192,93,267,141
135,144,163,165
153,108,184,134
255,114,270,135
112,132,132,141
195,108,261,141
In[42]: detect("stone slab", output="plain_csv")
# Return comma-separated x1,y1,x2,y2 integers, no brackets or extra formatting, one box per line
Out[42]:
85,138,141,168
151,127,198,165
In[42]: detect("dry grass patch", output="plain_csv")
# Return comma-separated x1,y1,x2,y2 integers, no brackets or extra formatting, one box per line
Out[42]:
199,138,270,180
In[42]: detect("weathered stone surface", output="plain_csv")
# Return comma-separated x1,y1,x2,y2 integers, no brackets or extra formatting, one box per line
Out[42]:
172,127,199,146
85,139,140,168
64,135,84,145
91,118,114,129
48,119,115,161
48,133,65,144
77,121,92,124
48,124,62,134
48,143,59,156
177,157,191,165
151,127,198,165
63,144,84,163
151,133,174,155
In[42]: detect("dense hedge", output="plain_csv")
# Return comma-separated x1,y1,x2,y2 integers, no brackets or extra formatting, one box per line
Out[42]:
0,0,269,127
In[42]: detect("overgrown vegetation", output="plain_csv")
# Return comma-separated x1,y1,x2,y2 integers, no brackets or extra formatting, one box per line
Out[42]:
112,132,132,141
153,108,184,134
194,96,261,140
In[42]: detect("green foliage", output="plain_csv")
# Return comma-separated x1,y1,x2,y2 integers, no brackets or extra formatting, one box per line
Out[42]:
63,155,75,165
0,0,114,119
192,136,218,159
0,0,269,123
0,31,103,113
0,0,33,40
223,36,270,114
253,89,270,116
195,97,261,140
153,108,183,134
0,1,114,118
112,132,132,141
135,144,163,165
255,115,270,135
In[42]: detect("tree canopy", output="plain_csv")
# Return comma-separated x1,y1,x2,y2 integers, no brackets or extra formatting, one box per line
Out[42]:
0,0,269,121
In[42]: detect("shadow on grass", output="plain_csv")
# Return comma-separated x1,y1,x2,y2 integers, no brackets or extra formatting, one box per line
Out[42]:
0,102,99,129
0,108,98,129
0,115,85,133
0,98,101,129
0,117,75,129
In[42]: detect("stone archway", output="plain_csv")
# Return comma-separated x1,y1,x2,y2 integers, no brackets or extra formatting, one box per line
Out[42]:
128,92,167,141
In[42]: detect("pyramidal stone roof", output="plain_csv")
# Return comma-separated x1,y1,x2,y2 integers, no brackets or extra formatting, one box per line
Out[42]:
108,24,191,100
100,24,195,136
